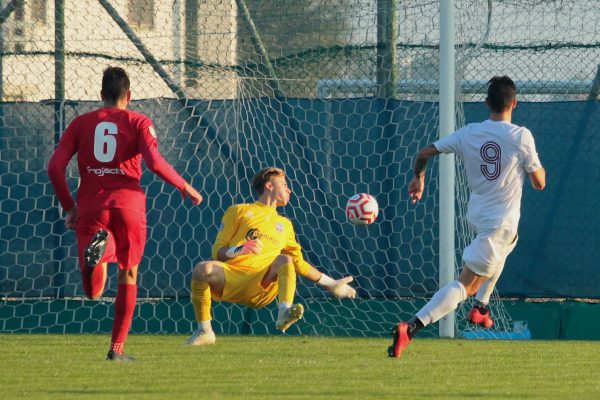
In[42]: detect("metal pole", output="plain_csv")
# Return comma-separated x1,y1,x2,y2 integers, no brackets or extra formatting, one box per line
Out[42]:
172,0,181,83
588,63,600,100
376,0,397,98
0,7,4,129
438,0,456,339
184,0,198,87
52,0,66,298
55,0,65,144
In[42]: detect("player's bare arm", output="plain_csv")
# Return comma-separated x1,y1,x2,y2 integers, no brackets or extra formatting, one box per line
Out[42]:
528,168,546,190
181,182,203,205
409,144,441,203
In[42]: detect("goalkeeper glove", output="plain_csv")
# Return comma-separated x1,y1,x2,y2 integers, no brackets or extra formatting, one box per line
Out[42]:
225,239,262,259
318,274,357,299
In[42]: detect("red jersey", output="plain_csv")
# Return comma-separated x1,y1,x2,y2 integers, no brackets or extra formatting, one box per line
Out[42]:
48,107,186,215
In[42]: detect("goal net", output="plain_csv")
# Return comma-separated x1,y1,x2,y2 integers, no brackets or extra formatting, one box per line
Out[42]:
1,0,598,338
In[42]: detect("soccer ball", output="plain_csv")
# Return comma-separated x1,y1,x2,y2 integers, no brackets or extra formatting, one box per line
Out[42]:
345,193,379,225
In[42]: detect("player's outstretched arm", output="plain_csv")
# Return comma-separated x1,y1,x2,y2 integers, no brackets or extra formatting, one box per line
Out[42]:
181,182,203,205
306,267,356,299
409,144,440,204
284,227,356,299
322,275,357,299
408,176,425,204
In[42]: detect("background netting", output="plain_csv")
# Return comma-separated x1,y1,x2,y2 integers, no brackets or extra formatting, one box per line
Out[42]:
1,0,599,337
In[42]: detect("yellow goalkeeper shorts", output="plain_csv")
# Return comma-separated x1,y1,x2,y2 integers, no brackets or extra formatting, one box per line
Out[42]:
212,262,278,308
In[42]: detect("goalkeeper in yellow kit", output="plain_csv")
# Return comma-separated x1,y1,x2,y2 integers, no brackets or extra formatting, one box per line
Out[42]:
186,167,357,345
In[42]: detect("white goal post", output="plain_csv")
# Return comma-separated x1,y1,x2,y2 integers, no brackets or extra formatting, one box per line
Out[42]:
438,0,456,339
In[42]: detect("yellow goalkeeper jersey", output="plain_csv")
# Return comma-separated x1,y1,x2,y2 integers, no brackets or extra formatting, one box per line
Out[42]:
212,202,312,277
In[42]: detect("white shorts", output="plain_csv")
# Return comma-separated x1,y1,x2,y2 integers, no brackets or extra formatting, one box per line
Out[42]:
462,225,518,277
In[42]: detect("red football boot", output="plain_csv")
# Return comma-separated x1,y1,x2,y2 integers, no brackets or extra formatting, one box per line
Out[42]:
388,322,411,358
468,306,494,328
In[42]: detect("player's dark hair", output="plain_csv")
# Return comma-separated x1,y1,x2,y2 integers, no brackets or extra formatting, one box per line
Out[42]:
252,167,285,195
486,75,516,113
101,66,130,103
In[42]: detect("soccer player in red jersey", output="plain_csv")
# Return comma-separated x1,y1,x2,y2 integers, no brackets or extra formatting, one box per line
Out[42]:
48,66,203,361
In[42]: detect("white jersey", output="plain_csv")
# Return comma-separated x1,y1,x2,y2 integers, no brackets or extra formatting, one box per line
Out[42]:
434,119,542,232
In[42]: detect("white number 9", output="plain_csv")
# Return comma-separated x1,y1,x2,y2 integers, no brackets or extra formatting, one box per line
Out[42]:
94,122,118,162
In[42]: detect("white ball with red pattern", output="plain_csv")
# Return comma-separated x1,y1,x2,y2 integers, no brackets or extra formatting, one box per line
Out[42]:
345,193,379,225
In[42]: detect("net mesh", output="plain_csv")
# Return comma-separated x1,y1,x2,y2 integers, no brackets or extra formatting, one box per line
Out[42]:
1,0,599,337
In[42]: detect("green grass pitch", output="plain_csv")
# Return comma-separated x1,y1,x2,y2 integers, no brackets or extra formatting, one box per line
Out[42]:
1,334,599,399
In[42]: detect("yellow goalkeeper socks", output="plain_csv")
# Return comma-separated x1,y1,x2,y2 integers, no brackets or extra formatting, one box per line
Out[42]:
191,279,212,323
277,262,296,305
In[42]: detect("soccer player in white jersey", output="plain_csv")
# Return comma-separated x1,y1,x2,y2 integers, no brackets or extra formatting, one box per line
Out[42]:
388,75,546,358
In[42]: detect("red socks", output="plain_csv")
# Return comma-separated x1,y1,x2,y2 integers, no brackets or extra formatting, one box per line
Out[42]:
110,283,137,354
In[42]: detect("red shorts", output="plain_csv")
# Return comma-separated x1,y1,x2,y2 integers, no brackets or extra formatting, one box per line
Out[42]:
76,209,147,270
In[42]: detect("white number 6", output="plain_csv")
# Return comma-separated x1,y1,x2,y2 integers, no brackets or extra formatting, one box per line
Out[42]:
94,122,117,162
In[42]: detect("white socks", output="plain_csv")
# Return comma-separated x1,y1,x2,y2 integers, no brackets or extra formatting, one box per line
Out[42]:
476,261,506,304
197,320,213,333
416,280,468,326
475,281,493,305
277,303,291,320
